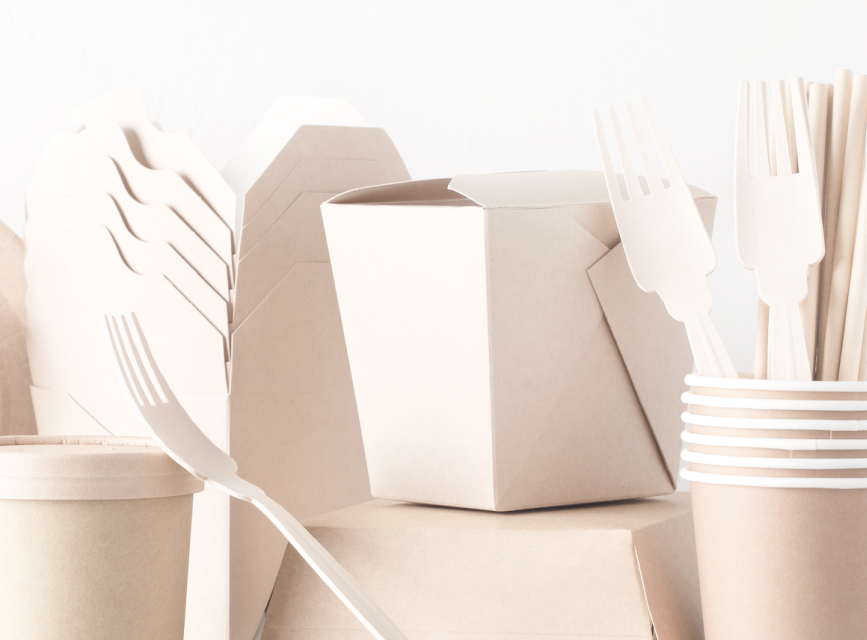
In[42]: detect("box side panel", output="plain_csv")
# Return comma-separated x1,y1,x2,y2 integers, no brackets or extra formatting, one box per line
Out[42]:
264,524,651,638
323,203,496,510
485,208,671,510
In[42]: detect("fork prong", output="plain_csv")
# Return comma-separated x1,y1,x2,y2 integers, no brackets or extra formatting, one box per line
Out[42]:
626,100,665,195
608,106,644,200
119,315,163,406
773,80,793,176
105,315,145,407
130,312,179,404
791,76,817,186
109,315,151,407
752,81,771,178
640,94,686,190
593,110,624,205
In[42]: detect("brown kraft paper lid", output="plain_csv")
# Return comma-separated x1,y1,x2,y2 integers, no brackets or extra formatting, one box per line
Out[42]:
0,435,204,500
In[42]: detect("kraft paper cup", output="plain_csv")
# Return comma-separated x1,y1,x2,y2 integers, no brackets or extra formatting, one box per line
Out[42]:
0,435,204,640
683,373,867,440
683,467,867,640
682,429,867,459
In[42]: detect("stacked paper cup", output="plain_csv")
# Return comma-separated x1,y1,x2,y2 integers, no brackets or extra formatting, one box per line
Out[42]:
680,373,867,640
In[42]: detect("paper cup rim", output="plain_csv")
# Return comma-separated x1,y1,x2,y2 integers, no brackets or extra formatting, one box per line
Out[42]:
681,449,867,469
681,429,867,451
681,466,867,489
682,411,867,431
685,373,867,393
682,391,867,412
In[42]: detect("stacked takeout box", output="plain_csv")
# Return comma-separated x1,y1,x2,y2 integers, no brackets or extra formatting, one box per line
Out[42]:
15,88,714,639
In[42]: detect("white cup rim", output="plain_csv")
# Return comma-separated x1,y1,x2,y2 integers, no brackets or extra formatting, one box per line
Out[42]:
682,391,867,412
685,373,867,393
682,411,867,431
681,429,867,451
681,467,867,489
681,449,867,469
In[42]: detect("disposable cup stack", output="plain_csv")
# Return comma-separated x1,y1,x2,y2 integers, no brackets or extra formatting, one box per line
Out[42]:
681,373,867,640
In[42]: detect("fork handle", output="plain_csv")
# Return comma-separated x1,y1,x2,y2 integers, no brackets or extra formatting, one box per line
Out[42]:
684,312,739,378
767,299,813,381
251,494,407,640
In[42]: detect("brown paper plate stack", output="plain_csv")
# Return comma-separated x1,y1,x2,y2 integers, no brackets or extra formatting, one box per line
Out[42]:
681,373,867,640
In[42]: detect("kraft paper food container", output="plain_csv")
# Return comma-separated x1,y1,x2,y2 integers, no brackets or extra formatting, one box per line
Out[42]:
322,170,718,511
263,494,703,639
683,468,867,640
0,435,203,640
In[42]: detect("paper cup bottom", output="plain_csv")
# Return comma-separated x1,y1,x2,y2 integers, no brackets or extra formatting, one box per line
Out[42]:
690,480,867,640
0,495,194,640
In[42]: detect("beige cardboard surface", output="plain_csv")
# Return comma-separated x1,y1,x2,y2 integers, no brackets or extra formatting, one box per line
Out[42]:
588,243,693,485
262,494,701,639
33,122,233,273
0,226,36,436
0,495,194,640
322,171,715,510
223,109,410,640
691,481,867,639
29,153,230,299
70,87,236,234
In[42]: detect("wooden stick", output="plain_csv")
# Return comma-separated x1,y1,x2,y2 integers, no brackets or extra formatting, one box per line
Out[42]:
817,70,854,379
801,82,830,378
841,149,867,379
754,299,769,379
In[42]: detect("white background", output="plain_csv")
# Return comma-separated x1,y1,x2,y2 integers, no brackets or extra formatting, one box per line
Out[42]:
2,0,866,370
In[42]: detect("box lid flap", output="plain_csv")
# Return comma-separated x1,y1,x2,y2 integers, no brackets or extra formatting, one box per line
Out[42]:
448,170,715,210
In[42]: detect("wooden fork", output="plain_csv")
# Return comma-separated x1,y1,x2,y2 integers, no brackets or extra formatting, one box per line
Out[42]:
734,78,824,381
593,95,738,378
105,313,407,640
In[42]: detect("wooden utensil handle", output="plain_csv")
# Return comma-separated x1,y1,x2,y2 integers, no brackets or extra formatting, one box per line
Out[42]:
768,299,813,381
684,313,738,378
252,494,408,640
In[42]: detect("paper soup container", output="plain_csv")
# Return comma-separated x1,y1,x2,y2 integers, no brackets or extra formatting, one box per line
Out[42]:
683,468,867,640
323,171,718,511
0,435,203,640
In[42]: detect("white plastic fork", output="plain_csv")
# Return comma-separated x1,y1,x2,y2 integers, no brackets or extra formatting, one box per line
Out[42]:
735,78,824,381
105,313,407,640
593,95,738,379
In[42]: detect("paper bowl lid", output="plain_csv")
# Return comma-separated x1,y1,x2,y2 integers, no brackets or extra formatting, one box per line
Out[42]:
0,435,204,500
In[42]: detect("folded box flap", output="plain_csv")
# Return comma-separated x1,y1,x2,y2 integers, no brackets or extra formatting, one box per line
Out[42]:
587,243,691,488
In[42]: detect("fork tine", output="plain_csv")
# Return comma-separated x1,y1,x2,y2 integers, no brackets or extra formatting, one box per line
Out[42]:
593,110,624,205
105,315,144,407
130,312,179,404
626,99,665,195
773,80,793,175
608,106,643,200
752,81,771,178
119,315,164,406
109,315,151,407
791,76,817,186
640,94,686,189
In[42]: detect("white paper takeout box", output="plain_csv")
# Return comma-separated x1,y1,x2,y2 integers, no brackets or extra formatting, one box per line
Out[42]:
322,171,717,511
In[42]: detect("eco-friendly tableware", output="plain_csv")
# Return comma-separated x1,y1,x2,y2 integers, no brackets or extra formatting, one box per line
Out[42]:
593,96,737,378
735,78,824,381
0,435,203,640
104,313,407,640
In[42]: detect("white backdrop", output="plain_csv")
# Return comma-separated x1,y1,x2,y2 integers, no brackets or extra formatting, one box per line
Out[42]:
2,0,865,370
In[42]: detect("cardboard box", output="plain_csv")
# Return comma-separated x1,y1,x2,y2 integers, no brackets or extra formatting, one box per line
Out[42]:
24,91,410,640
322,171,716,511
262,494,702,639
